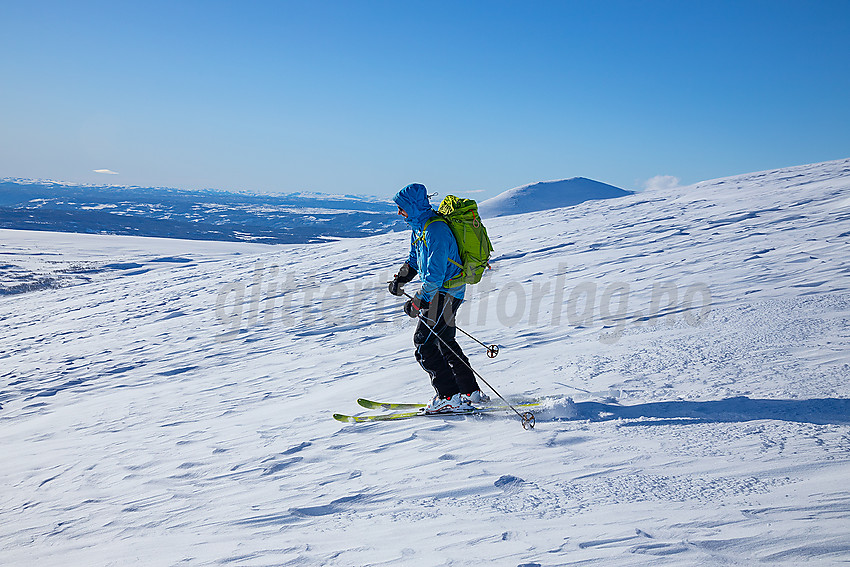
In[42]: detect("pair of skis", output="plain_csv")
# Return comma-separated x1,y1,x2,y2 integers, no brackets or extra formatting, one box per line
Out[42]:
333,398,539,424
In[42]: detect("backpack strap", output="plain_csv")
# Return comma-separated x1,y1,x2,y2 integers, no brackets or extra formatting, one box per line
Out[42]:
414,216,463,270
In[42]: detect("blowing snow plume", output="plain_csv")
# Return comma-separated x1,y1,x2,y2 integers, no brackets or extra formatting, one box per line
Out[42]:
478,177,632,218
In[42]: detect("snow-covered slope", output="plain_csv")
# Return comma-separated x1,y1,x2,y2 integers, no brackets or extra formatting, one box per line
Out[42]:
1,158,849,566
477,177,631,218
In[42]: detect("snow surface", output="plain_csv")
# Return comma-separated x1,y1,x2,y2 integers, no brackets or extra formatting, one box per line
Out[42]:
477,177,632,218
2,158,850,566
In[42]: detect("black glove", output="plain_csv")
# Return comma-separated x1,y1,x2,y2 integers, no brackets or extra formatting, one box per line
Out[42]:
388,262,417,296
404,294,429,318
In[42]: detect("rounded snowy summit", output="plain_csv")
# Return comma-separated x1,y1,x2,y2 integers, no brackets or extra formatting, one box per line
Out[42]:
477,177,631,218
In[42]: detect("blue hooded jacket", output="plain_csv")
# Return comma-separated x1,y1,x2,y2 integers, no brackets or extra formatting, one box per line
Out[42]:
393,183,464,302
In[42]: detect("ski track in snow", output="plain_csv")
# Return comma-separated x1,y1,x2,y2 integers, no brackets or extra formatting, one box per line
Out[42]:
1,158,850,566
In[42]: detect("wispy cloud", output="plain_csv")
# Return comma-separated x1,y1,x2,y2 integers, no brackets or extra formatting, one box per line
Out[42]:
643,175,680,191
93,169,119,175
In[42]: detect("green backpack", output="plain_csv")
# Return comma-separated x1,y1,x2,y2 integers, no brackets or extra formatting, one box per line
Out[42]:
421,195,494,288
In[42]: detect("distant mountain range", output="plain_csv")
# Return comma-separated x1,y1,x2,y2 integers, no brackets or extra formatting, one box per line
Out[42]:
0,176,633,243
0,180,404,244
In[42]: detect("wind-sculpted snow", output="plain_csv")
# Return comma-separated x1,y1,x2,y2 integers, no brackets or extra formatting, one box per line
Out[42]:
1,158,849,565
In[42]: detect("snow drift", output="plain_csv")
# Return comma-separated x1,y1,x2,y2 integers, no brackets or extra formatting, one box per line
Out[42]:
477,176,632,218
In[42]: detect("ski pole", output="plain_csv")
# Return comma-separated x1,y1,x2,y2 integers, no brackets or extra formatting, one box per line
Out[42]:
400,294,534,430
456,323,501,359
402,291,500,358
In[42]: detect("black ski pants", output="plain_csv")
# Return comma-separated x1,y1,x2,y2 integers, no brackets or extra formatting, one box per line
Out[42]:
413,292,479,398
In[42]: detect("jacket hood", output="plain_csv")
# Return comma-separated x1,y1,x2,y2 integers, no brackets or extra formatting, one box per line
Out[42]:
393,183,435,230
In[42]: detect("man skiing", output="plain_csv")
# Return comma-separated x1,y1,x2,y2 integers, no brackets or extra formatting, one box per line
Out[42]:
389,183,488,414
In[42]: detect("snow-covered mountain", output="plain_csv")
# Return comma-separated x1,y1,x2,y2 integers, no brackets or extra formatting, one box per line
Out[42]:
1,158,849,565
477,177,632,218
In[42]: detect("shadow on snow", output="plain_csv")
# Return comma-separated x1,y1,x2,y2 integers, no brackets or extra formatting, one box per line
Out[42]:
569,396,850,426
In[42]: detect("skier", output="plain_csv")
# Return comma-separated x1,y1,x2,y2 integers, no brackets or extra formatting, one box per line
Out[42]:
389,183,489,413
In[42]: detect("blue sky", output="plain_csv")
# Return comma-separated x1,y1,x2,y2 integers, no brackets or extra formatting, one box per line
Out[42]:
1,0,848,198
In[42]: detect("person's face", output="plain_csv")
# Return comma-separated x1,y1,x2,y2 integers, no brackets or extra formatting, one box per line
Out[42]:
397,206,408,219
